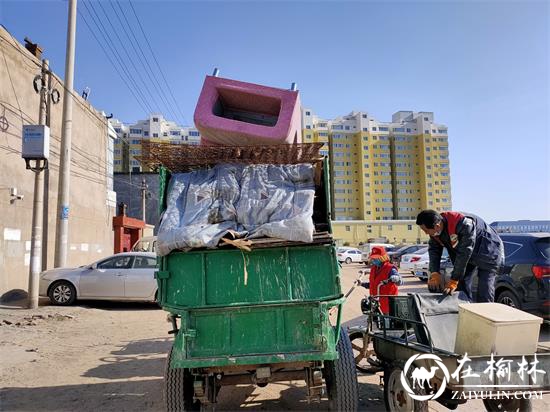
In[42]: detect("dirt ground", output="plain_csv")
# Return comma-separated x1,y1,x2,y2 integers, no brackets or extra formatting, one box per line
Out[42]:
1,265,549,411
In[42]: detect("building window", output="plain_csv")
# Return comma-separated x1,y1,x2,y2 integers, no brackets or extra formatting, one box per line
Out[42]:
407,225,412,230
305,111,311,116
388,225,393,230
152,117,159,122
345,225,351,232
372,127,377,131
306,125,311,129
153,133,158,138
143,131,149,137
130,128,142,134
424,117,429,121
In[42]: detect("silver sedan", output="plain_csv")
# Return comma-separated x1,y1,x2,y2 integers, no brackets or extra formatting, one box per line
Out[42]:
39,252,158,305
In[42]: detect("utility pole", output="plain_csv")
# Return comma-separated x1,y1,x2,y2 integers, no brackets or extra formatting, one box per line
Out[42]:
42,61,54,271
27,59,50,309
54,0,77,268
141,177,147,236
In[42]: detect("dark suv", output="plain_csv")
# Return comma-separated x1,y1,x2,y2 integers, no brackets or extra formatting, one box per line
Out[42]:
497,233,549,319
440,233,549,320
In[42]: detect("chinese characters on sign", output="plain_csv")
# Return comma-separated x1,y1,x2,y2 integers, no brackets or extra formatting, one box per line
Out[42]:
452,353,546,385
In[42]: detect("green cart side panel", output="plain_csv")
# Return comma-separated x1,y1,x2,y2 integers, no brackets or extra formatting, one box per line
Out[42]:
288,247,336,300
170,301,339,369
158,245,341,309
205,248,289,305
163,253,204,307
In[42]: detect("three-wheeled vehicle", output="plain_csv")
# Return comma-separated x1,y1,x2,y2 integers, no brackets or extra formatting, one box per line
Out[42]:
349,277,550,411
145,143,358,410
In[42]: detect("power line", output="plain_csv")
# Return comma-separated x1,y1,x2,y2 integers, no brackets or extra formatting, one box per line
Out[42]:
128,0,189,126
110,0,182,125
80,1,153,114
95,0,178,122
1,27,111,126
1,27,161,190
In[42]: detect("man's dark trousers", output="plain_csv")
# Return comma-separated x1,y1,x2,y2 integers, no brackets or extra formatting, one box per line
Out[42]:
457,264,497,303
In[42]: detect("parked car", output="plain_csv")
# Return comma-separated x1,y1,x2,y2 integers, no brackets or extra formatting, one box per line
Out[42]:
337,247,363,264
360,243,395,264
132,236,157,253
388,244,427,267
437,233,549,320
412,249,450,280
39,252,158,305
399,247,429,273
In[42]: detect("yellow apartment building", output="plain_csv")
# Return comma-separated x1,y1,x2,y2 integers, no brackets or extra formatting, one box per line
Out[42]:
302,109,451,244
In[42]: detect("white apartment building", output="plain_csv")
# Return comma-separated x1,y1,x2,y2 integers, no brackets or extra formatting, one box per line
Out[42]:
110,114,201,172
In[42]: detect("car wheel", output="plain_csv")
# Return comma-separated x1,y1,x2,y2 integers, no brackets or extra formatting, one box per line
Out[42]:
496,290,522,310
48,280,76,305
345,257,352,264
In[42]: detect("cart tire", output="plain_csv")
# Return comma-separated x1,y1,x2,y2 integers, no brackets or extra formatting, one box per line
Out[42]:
348,330,374,373
483,398,532,412
345,257,352,264
383,366,428,412
324,328,359,411
164,345,200,411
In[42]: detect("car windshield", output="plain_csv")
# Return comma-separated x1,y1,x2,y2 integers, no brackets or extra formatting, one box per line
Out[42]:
535,237,550,259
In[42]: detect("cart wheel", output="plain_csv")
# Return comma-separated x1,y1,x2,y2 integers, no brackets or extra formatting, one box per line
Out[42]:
164,345,200,411
483,398,532,412
384,366,428,412
348,330,376,373
324,327,359,411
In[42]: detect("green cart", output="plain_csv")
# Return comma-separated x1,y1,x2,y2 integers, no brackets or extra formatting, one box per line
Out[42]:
148,143,358,411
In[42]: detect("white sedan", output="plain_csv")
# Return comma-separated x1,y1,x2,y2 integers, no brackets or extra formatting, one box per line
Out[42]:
412,249,450,280
337,247,363,264
39,252,158,305
399,247,429,273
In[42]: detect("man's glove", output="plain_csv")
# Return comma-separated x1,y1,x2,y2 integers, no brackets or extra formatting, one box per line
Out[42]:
428,272,442,292
443,279,459,295
389,275,400,284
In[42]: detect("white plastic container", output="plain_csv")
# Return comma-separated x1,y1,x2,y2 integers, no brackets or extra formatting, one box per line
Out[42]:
455,303,542,356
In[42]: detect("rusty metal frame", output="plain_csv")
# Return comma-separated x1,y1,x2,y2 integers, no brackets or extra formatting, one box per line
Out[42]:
136,141,324,172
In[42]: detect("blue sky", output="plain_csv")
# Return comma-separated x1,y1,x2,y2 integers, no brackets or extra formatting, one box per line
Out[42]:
1,0,549,222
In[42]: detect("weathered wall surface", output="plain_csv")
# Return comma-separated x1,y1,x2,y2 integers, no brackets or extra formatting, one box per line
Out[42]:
0,27,115,296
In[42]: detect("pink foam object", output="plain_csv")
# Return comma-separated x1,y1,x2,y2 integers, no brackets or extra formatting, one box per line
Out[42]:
194,75,302,146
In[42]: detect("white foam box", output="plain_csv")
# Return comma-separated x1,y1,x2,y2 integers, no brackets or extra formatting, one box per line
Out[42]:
455,303,542,356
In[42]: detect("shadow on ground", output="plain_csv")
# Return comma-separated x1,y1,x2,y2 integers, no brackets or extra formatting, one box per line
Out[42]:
83,338,172,380
0,379,164,412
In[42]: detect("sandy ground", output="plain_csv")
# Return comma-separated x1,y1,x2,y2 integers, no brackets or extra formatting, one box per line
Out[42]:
1,264,549,411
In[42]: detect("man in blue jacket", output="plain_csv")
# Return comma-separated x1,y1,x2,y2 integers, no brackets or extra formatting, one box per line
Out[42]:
416,210,504,302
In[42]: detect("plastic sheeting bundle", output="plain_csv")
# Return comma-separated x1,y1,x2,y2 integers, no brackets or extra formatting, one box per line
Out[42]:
157,163,315,256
